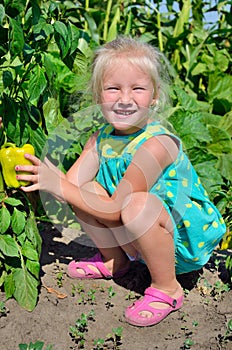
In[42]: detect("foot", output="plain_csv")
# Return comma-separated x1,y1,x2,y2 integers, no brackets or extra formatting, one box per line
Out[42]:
141,283,183,315
67,252,130,279
125,285,184,327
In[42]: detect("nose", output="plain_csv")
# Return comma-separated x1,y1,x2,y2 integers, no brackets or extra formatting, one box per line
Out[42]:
119,89,132,105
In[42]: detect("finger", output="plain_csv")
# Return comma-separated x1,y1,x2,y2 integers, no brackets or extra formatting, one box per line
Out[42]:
15,164,38,174
24,153,41,166
16,174,39,183
20,183,40,192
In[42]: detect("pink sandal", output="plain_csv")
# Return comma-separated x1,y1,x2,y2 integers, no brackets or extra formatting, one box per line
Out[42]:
125,287,184,327
67,252,129,279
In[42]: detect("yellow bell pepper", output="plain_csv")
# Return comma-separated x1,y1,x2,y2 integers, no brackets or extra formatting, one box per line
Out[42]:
0,143,35,188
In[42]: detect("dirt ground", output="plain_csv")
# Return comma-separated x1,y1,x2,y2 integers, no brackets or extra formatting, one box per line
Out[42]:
0,223,232,350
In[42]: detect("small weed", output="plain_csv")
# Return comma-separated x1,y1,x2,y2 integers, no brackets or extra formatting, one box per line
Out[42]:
182,338,194,349
87,288,96,305
93,338,105,350
224,319,232,341
106,327,123,349
105,286,116,310
192,320,199,327
125,291,137,300
211,281,230,299
225,255,232,284
69,310,95,348
18,341,53,350
219,319,232,343
71,282,85,297
71,284,96,305
93,326,123,350
0,301,7,317
56,271,63,288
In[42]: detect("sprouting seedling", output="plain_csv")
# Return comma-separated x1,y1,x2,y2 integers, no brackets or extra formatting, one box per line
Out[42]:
0,301,7,317
87,288,96,305
105,286,116,310
223,319,232,342
18,341,53,350
182,338,194,349
56,271,63,288
69,310,95,347
93,338,105,350
125,291,136,300
105,327,123,349
71,282,86,303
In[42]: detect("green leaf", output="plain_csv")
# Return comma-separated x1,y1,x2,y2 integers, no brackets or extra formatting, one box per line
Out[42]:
0,206,11,233
195,161,224,195
13,268,39,311
21,241,38,261
217,154,232,182
11,208,26,235
173,0,191,37
3,197,23,206
54,21,70,59
29,125,47,158
43,97,64,134
25,211,42,254
0,270,7,287
3,70,13,88
0,235,19,257
0,4,5,24
21,341,44,350
9,18,24,58
107,6,120,41
4,273,15,299
208,74,232,104
174,86,199,111
69,23,80,55
26,259,40,278
206,125,232,155
219,111,232,136
28,65,47,103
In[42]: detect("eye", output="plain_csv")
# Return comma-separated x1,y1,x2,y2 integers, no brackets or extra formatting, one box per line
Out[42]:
104,86,119,91
133,87,146,91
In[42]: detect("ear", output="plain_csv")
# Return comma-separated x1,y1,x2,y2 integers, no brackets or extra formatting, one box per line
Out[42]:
151,87,160,106
150,97,157,106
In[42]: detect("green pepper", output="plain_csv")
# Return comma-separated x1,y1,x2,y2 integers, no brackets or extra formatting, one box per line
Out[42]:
0,143,35,188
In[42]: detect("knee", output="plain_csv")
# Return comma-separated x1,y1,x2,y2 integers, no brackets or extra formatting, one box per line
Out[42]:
121,192,172,235
121,192,147,226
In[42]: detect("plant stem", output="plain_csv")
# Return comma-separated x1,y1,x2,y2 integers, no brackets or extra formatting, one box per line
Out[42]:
103,0,113,41
84,0,89,31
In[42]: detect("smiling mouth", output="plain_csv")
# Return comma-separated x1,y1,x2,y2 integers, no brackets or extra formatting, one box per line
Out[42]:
114,110,137,117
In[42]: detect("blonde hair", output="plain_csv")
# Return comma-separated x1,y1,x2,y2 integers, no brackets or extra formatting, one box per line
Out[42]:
90,36,173,112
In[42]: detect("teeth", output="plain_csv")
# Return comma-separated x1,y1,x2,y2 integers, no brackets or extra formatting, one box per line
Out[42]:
115,110,135,115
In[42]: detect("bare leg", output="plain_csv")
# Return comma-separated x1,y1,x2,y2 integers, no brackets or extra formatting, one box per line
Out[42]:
71,181,131,275
121,192,183,315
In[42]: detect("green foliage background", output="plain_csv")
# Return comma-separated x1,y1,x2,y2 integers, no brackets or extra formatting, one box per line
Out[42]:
0,0,231,310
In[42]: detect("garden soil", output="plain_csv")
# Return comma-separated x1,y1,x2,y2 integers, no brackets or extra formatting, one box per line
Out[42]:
0,224,232,350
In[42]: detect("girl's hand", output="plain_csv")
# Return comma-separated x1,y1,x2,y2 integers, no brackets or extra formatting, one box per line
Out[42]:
16,154,64,200
0,117,3,128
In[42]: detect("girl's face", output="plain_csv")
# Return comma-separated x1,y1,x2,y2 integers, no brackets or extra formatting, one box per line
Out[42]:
100,60,156,135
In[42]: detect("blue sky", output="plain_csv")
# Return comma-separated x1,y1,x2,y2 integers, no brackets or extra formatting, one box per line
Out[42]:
151,0,223,25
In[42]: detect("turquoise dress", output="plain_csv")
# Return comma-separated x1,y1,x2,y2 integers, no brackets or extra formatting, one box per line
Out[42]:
96,121,226,274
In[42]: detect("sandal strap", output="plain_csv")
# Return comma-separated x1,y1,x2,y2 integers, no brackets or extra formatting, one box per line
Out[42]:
82,252,113,278
145,287,178,309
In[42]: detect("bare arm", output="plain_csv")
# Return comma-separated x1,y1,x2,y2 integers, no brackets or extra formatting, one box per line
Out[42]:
17,134,178,221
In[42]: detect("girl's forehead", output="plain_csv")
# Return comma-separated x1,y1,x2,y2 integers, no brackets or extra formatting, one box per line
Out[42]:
103,59,149,79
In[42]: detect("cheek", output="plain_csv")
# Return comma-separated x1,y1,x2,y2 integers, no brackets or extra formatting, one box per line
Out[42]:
101,92,117,103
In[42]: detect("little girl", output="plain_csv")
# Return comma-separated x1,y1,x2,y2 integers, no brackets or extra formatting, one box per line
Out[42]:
16,36,226,327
